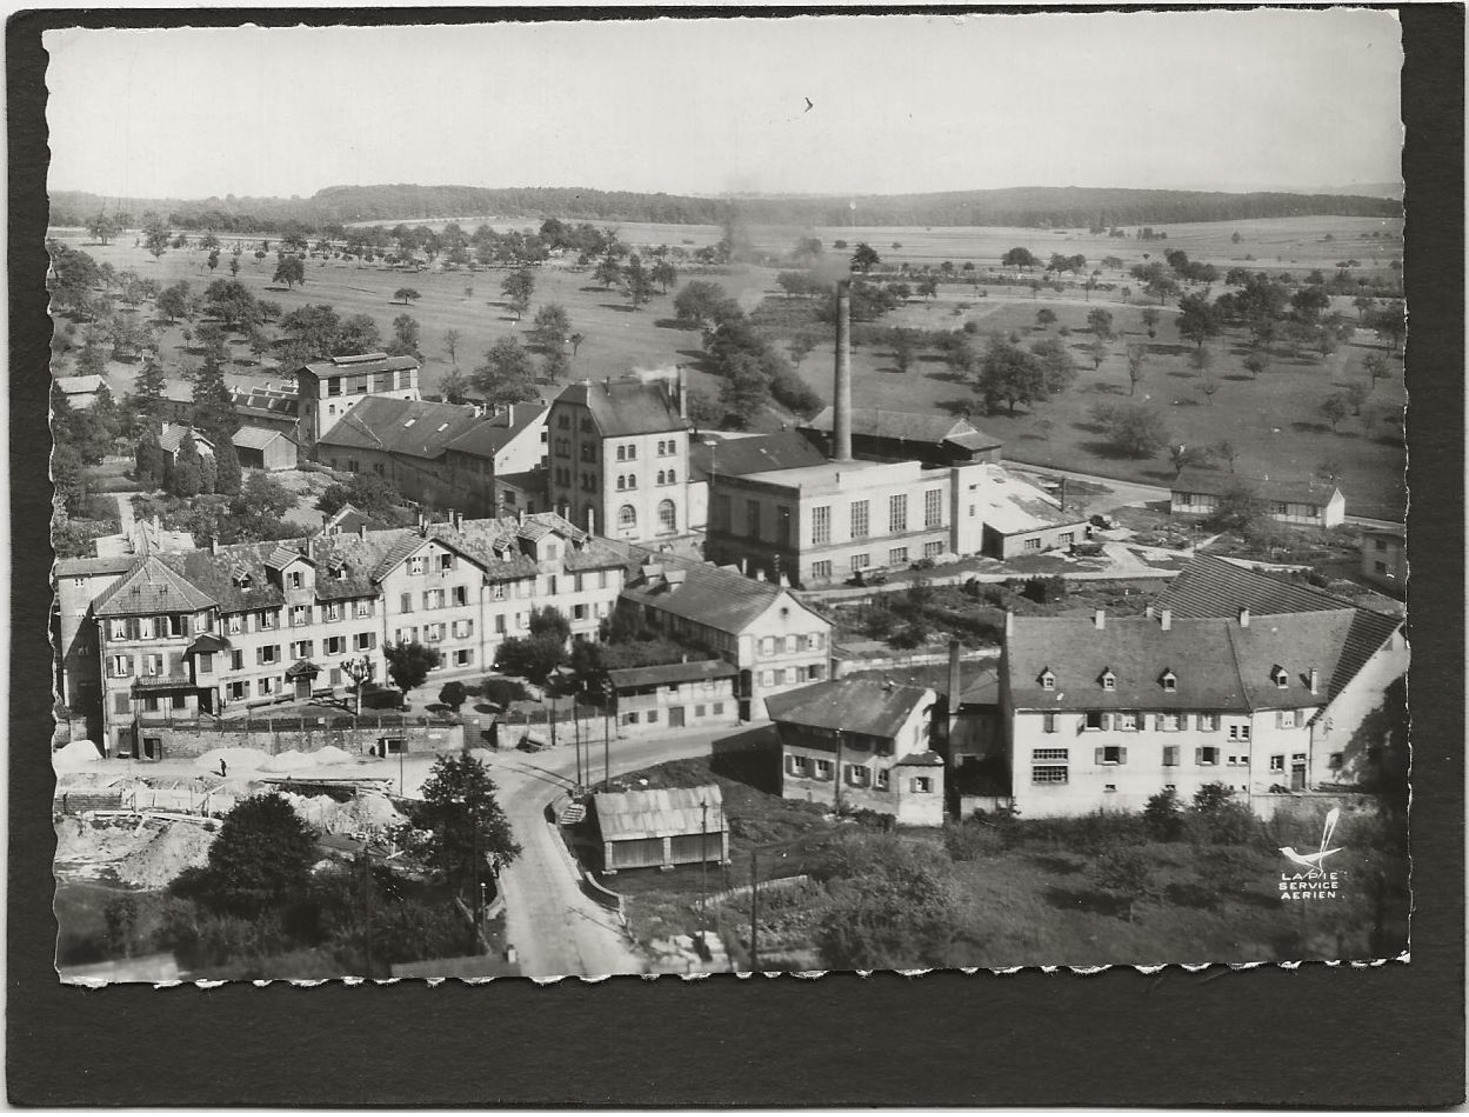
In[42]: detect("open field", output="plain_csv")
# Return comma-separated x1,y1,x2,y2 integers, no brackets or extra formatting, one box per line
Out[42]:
50,214,1405,519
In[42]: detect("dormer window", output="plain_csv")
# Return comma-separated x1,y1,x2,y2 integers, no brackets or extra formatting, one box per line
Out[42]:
1038,668,1056,691
403,418,417,428
1161,669,1177,692
231,570,253,589
1272,665,1289,689
328,562,346,580
1100,669,1116,692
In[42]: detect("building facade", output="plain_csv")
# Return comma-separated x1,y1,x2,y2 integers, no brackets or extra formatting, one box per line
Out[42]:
606,660,740,731
295,352,422,453
545,371,692,542
767,677,945,827
800,407,1004,466
1170,468,1346,528
1360,528,1406,594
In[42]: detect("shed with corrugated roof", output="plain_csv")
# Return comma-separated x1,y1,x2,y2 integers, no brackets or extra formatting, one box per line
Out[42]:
592,784,728,873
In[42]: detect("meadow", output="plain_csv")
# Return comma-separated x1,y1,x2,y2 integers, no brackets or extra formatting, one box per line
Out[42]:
50,213,1405,520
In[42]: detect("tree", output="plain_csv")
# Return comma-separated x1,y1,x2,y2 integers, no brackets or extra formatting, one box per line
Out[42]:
228,256,240,277
1175,291,1222,348
383,641,442,705
1091,402,1170,458
86,213,119,245
194,322,230,366
1242,348,1269,380
1206,480,1268,535
978,336,1049,417
1210,439,1239,472
393,287,421,306
438,680,469,713
1086,337,1108,371
849,242,881,273
440,368,469,405
497,269,534,320
1144,788,1185,841
1028,338,1077,395
247,327,273,366
1145,276,1180,305
143,218,171,259
1001,247,1037,272
1140,306,1160,337
1320,393,1349,432
718,352,771,428
1188,346,1214,376
213,437,242,497
787,336,815,370
471,336,540,409
186,793,317,916
1167,442,1206,477
569,332,586,359
443,328,462,369
1315,458,1344,487
1344,381,1372,416
651,258,678,294
170,431,204,498
336,313,382,357
341,656,374,715
387,314,421,358
673,280,742,330
204,279,261,330
890,328,917,373
190,360,240,444
134,426,164,489
1035,308,1056,330
156,280,190,324
592,255,623,290
621,255,655,310
916,275,939,301
1196,378,1220,405
1364,351,1390,384
1086,307,1114,340
541,346,570,383
272,254,305,290
1091,847,1159,921
418,754,521,896
817,835,963,969
529,303,571,352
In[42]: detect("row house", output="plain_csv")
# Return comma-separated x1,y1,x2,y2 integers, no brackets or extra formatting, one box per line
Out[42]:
1170,467,1346,529
612,545,833,719
1001,558,1407,817
545,370,692,542
58,513,626,759
605,660,740,731
766,677,946,827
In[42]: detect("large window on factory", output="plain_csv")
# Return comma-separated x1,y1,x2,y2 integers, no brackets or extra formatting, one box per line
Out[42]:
850,500,870,540
889,494,907,534
925,489,943,528
811,506,831,545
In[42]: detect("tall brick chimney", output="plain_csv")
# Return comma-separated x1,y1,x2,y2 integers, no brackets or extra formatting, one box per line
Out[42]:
833,279,853,462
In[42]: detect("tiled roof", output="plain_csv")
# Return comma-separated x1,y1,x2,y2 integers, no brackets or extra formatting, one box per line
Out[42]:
300,352,419,379
93,557,217,617
554,377,687,438
443,403,547,459
1158,554,1360,618
606,660,738,689
264,545,309,571
317,396,482,460
802,407,999,448
55,555,139,578
688,432,828,481
764,677,934,740
233,427,294,450
1172,467,1341,507
160,544,292,613
158,425,213,455
614,544,811,634
231,386,299,418
594,785,726,843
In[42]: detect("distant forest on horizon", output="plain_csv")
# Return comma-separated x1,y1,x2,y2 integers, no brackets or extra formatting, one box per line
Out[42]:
48,182,1403,236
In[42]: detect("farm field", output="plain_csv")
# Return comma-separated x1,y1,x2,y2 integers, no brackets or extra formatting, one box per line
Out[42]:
50,214,1405,520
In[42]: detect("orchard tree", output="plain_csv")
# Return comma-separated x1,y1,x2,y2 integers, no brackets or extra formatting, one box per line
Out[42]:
443,328,462,369
1210,439,1240,472
270,254,305,290
786,336,815,370
651,258,678,294
1002,247,1037,272
1086,308,1114,340
86,213,119,245
387,314,421,358
156,281,190,324
530,303,571,351
501,269,535,320
1035,308,1057,330
1196,378,1220,406
1320,393,1350,432
393,287,421,306
1091,402,1170,458
383,641,442,705
850,242,881,274
1242,349,1269,380
592,255,623,290
622,255,655,310
471,336,540,409
1364,351,1390,384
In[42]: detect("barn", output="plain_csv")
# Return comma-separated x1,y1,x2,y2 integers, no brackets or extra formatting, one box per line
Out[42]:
592,785,729,874
233,427,299,472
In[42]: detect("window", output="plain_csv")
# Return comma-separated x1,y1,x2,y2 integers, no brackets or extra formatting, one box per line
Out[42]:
616,475,626,491
1276,709,1300,729
291,640,314,659
875,769,890,791
622,711,639,726
324,603,343,622
1042,712,1058,733
1272,666,1289,688
1084,711,1106,731
1104,784,1118,793
1039,670,1055,690
288,570,304,590
109,619,127,641
745,500,761,541
452,585,468,607
712,702,724,715
923,541,944,559
227,680,247,701
618,505,637,529
646,709,657,723
1117,710,1138,731
355,600,374,618
850,500,870,539
324,636,345,655
452,619,473,639
811,506,831,545
1100,745,1127,765
1159,713,1182,732
785,755,809,777
850,553,870,572
1227,753,1249,767
354,632,375,651
924,488,943,528
197,652,213,674
408,556,426,575
257,610,278,630
1032,764,1068,784
1162,745,1179,767
1101,670,1116,691
424,589,445,610
811,560,832,581
492,583,507,601
230,650,244,672
291,605,311,627
1023,537,1042,552
1198,713,1220,732
439,553,454,572
1273,502,1290,516
257,645,280,666
1329,752,1344,770
400,593,413,614
1374,561,1388,574
889,494,908,534
138,616,156,640
616,445,626,462
258,677,279,697
658,500,677,534
1227,723,1251,741
1197,746,1220,766
1161,670,1177,692
227,615,243,635
806,664,825,681
845,764,871,788
1059,532,1074,547
1269,754,1285,772
494,615,507,635
108,654,132,678
888,547,908,566
1033,747,1068,761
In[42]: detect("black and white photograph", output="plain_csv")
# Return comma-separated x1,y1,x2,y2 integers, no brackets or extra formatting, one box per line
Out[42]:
44,10,1414,985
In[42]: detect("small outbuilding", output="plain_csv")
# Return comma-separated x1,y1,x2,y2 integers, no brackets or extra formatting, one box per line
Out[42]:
593,784,729,873
233,426,299,472
606,659,739,731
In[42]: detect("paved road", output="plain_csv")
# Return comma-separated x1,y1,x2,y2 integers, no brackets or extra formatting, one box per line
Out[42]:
485,722,770,980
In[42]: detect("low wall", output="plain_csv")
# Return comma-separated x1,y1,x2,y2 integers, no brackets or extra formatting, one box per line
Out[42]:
704,874,811,910
958,794,1014,817
135,719,464,760
1251,790,1379,823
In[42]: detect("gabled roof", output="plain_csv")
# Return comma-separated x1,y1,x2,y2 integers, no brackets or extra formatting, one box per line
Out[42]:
1172,467,1342,507
554,376,686,438
1158,554,1363,618
594,785,726,843
802,406,1001,449
93,556,217,617
233,426,294,450
444,403,547,460
300,352,419,379
158,425,213,455
316,503,371,536
614,544,819,634
55,374,103,394
606,660,738,690
317,396,482,460
264,545,310,572
688,431,828,481
764,677,934,741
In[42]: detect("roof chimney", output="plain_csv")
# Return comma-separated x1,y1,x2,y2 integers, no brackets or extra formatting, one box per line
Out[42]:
833,280,853,462
1160,608,1171,631
1093,608,1105,630
210,536,218,556
1309,666,1319,694
1238,607,1250,628
676,364,688,421
358,523,368,541
586,506,597,537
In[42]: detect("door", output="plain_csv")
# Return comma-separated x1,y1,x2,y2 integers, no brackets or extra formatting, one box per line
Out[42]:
669,706,686,729
295,676,312,700
1290,763,1307,791
738,670,753,722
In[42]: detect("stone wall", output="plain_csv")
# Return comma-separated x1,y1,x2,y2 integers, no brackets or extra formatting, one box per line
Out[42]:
136,717,466,760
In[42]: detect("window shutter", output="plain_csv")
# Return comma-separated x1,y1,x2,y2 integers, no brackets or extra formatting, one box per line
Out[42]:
1118,747,1128,765
1101,713,1112,731
1094,747,1105,765
1195,747,1205,766
127,617,139,640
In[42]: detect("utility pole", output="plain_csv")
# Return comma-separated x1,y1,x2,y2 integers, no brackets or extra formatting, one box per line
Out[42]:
573,696,583,790
749,848,759,972
603,685,611,791
470,803,482,954
834,727,844,814
700,800,709,947
362,848,375,978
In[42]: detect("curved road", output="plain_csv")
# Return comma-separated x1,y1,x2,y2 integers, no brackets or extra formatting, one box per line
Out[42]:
482,725,763,980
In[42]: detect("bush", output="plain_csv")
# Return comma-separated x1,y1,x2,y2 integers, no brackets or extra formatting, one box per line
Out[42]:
1143,788,1184,841
478,677,531,709
943,820,1005,861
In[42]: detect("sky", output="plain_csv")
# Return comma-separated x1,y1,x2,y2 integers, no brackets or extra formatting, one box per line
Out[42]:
45,10,1404,202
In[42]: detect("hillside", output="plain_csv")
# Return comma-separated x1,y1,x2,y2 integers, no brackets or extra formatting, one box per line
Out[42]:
50,183,1402,236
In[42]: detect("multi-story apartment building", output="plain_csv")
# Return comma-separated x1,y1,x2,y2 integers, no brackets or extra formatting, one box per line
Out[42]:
613,546,832,719
545,370,691,541
1360,527,1406,594
1001,562,1407,818
767,677,946,826
295,352,421,454
705,458,1085,586
57,513,627,758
